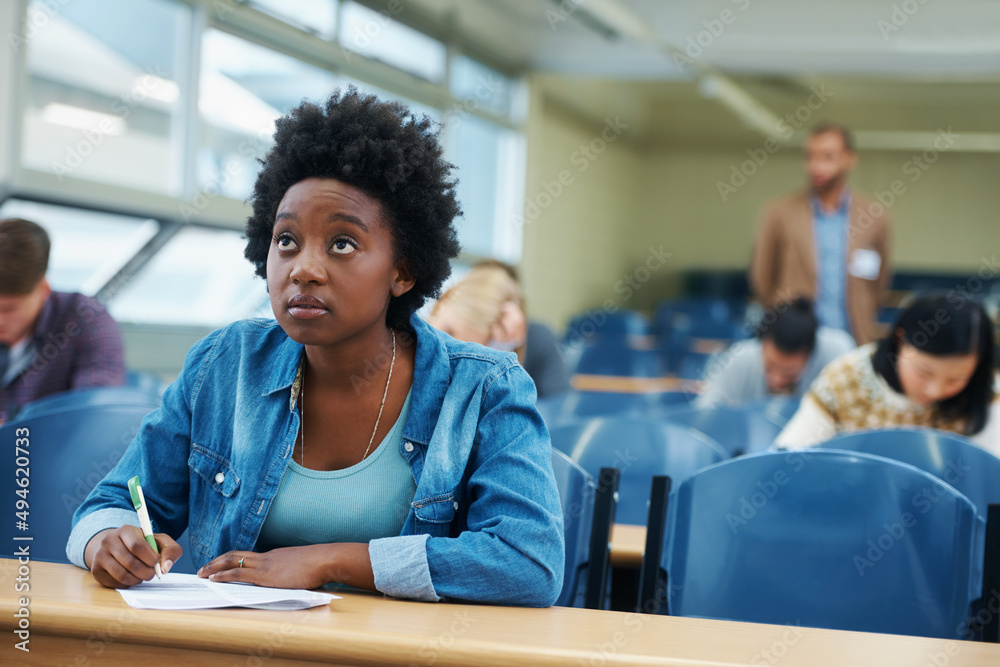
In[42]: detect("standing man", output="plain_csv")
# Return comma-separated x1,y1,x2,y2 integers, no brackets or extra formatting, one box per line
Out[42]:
750,123,891,345
0,218,126,423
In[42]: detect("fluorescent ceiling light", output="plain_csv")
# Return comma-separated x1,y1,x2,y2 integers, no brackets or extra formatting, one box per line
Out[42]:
41,103,127,135
697,74,783,141
132,75,180,105
556,0,654,43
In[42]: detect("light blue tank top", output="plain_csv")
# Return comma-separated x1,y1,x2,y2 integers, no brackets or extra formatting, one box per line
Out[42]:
256,389,415,549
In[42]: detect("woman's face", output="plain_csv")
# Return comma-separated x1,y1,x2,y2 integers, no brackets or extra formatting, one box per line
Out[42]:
266,178,413,345
896,342,978,407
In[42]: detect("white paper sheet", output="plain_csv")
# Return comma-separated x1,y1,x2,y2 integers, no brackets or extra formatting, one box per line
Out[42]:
117,573,340,610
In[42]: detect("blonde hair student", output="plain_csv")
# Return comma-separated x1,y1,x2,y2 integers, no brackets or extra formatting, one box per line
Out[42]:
429,263,571,398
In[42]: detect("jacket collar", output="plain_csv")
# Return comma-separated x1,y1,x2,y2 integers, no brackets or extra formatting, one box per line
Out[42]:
259,314,451,441
403,313,451,448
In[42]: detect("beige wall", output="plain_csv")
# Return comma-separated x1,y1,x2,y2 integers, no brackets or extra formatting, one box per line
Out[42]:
520,90,647,331
520,76,1000,330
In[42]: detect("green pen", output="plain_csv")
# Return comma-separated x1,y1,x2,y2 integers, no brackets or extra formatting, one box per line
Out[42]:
128,475,163,579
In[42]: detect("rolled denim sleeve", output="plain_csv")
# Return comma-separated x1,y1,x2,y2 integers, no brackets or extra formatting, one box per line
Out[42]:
369,534,439,601
428,363,564,606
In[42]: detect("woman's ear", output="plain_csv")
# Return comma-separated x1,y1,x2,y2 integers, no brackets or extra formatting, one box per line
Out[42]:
390,264,416,298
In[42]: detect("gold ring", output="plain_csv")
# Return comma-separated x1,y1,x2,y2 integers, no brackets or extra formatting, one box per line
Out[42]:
238,557,245,568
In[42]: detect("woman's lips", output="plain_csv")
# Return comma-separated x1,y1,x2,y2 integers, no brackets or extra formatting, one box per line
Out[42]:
289,305,327,319
287,294,327,319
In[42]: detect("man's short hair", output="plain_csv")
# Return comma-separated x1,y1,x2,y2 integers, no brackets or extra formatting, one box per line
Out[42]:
0,218,50,295
809,122,855,153
758,297,819,355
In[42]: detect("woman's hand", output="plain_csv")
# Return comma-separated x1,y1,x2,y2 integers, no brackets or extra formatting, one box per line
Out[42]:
84,526,183,589
198,543,374,591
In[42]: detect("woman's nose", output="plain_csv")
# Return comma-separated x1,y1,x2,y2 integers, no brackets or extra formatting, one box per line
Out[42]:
289,250,326,284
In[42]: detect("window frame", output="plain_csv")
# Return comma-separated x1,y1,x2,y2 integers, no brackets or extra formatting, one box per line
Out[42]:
2,0,527,321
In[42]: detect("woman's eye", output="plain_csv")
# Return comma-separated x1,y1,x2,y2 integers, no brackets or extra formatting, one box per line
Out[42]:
331,238,357,255
275,234,297,251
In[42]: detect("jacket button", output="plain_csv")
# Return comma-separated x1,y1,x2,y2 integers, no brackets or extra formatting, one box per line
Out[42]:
453,501,459,511
403,441,414,453
215,472,225,484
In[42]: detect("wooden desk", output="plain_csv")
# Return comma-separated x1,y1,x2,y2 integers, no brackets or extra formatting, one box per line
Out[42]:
609,524,646,569
3,559,998,666
571,374,701,394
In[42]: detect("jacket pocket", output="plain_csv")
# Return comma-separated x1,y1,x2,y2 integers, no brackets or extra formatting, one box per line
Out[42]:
187,444,241,554
412,492,456,537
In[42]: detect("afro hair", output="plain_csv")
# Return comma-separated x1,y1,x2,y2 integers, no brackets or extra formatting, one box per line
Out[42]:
244,86,462,329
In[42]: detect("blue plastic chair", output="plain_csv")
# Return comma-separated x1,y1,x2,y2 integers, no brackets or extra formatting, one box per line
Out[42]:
573,345,664,378
537,391,692,426
660,405,785,457
551,449,595,607
663,450,983,638
15,386,162,420
739,396,801,427
659,320,747,375
125,369,168,396
820,428,1000,521
563,309,650,345
653,299,731,334
549,418,726,525
676,352,715,381
0,404,196,574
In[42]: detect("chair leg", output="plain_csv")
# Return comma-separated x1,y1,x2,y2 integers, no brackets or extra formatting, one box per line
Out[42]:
637,475,671,614
584,467,620,610
982,504,1000,642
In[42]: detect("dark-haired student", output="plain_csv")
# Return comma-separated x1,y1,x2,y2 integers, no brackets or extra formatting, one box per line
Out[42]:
696,298,855,408
775,294,999,455
0,218,125,424
67,87,565,606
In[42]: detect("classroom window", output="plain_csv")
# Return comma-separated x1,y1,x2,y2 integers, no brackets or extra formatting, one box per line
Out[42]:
248,0,338,39
446,115,524,263
449,55,517,120
198,29,338,201
338,1,447,83
108,226,268,327
0,199,160,296
20,0,190,195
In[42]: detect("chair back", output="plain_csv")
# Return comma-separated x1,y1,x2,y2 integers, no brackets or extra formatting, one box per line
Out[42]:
551,449,595,607
661,405,784,457
822,428,1000,521
537,391,692,426
550,418,726,525
573,345,663,378
666,450,981,638
739,396,801,427
0,404,196,573
16,386,162,420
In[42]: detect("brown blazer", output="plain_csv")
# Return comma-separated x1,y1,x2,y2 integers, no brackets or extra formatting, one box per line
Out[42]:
749,189,892,345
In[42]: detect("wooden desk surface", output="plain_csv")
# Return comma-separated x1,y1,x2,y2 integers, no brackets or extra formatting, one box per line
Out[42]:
571,375,701,394
4,560,999,666
609,524,646,569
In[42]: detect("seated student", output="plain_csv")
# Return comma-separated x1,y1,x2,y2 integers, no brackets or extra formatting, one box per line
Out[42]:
0,218,125,423
67,88,565,606
775,293,999,455
428,262,571,399
696,298,855,408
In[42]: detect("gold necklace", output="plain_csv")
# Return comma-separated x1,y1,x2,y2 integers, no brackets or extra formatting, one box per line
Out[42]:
299,329,396,468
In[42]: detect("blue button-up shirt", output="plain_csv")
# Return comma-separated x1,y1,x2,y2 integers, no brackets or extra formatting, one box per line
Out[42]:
67,314,564,606
811,192,852,334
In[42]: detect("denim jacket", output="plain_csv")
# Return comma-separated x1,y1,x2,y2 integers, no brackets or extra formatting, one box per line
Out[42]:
67,314,565,606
